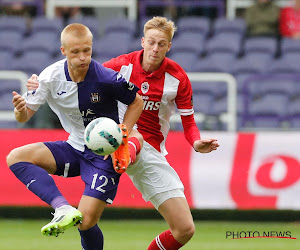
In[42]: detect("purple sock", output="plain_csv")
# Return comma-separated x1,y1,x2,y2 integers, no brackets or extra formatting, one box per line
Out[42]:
9,162,67,207
79,224,104,250
50,196,70,209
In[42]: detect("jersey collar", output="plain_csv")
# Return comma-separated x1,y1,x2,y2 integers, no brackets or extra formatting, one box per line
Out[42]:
64,60,94,83
64,60,71,81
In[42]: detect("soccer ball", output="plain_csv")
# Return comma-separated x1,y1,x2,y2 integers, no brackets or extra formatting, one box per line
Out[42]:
84,117,123,156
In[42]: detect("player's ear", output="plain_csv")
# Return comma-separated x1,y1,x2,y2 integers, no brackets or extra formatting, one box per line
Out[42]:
167,42,172,52
60,46,66,56
141,37,145,49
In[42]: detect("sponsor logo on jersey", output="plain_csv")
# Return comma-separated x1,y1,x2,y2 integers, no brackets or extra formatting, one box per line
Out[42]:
69,109,95,122
141,82,149,94
85,109,95,116
91,93,100,103
143,100,161,110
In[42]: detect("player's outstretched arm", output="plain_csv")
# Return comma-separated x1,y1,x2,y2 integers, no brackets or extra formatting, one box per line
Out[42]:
27,74,39,90
12,91,35,123
193,138,219,153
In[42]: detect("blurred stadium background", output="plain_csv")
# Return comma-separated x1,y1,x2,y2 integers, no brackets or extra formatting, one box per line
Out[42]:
1,0,300,249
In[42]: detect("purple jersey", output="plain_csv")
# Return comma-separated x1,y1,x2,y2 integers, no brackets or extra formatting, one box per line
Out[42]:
25,59,139,203
25,59,139,151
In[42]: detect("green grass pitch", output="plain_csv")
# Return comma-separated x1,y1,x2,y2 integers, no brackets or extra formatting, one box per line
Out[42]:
1,220,300,249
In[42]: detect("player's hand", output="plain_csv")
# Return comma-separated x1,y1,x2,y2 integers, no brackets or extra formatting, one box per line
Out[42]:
12,91,26,112
193,138,219,153
27,74,39,90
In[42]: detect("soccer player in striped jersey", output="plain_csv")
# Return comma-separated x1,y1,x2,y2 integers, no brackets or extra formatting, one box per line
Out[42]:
27,17,219,249
7,23,143,250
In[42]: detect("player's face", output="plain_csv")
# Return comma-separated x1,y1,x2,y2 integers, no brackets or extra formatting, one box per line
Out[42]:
142,29,171,70
61,34,92,72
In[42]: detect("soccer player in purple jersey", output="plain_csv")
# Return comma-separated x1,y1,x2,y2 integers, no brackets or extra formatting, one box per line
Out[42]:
6,23,143,250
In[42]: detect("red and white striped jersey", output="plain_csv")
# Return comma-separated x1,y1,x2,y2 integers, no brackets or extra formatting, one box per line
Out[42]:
103,50,194,155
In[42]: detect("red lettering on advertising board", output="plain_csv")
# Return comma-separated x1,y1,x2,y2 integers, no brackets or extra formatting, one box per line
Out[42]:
256,155,300,189
230,133,277,209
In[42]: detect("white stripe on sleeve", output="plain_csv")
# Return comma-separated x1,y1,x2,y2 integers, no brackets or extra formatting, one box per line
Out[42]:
155,236,166,250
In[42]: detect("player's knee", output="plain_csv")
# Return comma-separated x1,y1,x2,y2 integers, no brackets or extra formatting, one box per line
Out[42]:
185,222,195,240
78,223,97,231
78,222,94,231
78,214,99,231
6,147,22,167
173,221,195,243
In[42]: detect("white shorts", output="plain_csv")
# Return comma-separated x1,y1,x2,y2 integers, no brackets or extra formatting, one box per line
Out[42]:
126,141,185,210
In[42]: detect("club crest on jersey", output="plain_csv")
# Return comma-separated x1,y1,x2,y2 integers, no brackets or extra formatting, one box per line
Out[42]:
141,82,149,94
90,93,100,103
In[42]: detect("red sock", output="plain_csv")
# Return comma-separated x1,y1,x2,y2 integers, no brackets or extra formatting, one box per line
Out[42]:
128,137,141,164
147,229,183,250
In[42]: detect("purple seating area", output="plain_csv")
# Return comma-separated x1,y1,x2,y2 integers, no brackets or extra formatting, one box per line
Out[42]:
0,15,294,76
0,15,300,131
240,74,300,131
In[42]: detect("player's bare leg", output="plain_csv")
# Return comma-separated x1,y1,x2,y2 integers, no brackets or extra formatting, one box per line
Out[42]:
77,195,107,249
158,197,195,243
148,197,195,249
128,129,143,164
6,142,57,174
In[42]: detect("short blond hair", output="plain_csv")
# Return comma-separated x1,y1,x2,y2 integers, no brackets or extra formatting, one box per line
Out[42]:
61,23,93,47
144,16,177,42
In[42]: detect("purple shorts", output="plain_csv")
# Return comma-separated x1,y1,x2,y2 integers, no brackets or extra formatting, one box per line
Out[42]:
44,141,120,204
